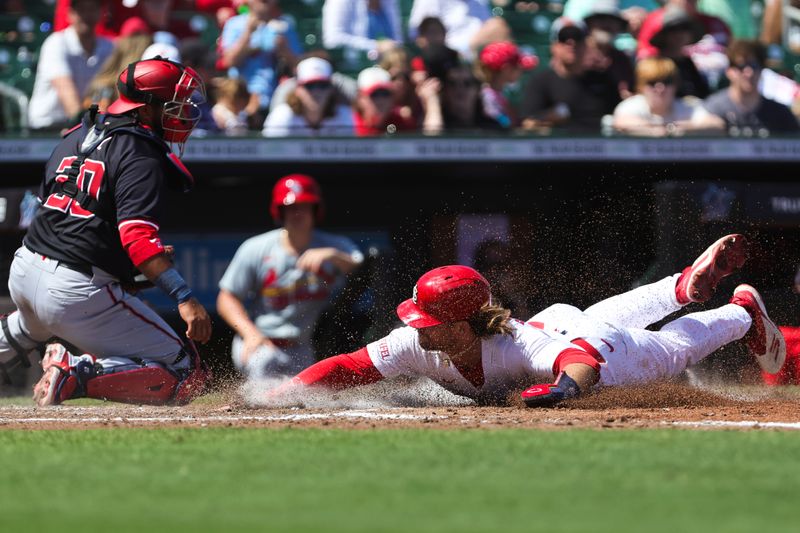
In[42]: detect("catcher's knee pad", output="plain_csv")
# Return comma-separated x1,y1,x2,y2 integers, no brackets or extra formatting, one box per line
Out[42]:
0,314,33,385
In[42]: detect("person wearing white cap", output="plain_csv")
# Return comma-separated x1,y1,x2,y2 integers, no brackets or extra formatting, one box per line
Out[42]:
141,42,182,62
262,57,355,136
353,66,417,135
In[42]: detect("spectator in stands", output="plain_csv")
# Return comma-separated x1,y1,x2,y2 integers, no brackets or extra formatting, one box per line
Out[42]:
417,61,502,134
83,34,153,112
646,5,711,98
379,47,424,126
353,66,417,135
322,0,403,57
611,57,724,136
564,0,659,38
704,40,799,135
219,0,304,118
178,37,222,135
142,41,182,62
54,0,208,39
637,0,730,60
520,20,620,134
270,50,358,113
475,41,537,128
212,77,251,135
581,0,636,100
697,0,758,39
217,173,364,380
263,57,355,136
407,0,510,60
413,16,447,55
29,0,114,130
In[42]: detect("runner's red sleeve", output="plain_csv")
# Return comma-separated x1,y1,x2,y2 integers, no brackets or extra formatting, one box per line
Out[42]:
552,347,601,376
294,348,384,389
118,219,164,266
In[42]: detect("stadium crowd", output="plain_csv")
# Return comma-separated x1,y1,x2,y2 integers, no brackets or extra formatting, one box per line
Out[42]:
2,0,800,136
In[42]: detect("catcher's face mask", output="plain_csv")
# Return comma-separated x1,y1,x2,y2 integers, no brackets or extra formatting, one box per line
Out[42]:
161,66,206,155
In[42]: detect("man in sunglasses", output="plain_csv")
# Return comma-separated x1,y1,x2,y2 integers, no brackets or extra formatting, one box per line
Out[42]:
520,18,620,133
0,57,212,406
704,39,799,135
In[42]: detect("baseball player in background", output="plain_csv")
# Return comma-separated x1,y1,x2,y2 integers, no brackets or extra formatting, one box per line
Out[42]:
216,174,364,380
268,234,786,406
0,57,212,406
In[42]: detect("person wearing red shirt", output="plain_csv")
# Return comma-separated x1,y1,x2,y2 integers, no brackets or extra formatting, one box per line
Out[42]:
637,0,730,60
352,65,417,136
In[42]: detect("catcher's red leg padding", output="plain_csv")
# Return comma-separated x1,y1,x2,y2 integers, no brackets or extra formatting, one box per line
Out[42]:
85,367,179,405
172,341,211,405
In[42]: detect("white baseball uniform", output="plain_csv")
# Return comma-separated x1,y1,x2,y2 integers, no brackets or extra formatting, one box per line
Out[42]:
367,274,752,401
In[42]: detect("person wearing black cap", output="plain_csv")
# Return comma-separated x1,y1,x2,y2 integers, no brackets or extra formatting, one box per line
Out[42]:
520,18,621,133
646,5,711,98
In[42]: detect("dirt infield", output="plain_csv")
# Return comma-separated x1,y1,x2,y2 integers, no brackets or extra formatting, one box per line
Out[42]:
2,381,800,431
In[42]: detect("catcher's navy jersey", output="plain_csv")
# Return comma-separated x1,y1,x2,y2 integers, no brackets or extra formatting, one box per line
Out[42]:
25,119,182,283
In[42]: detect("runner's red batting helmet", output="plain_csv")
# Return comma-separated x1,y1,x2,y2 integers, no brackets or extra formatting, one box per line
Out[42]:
270,174,324,222
107,57,206,152
396,265,491,328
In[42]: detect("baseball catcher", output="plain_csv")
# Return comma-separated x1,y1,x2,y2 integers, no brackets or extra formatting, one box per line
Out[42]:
267,234,786,406
0,56,212,405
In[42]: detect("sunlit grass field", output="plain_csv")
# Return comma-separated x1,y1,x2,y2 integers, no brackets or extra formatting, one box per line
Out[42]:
1,427,798,532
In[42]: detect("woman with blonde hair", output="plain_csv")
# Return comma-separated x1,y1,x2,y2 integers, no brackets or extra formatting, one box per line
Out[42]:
611,57,723,136
83,34,153,112
379,47,422,124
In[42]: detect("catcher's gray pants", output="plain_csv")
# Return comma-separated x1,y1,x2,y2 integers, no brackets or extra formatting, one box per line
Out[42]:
0,246,188,374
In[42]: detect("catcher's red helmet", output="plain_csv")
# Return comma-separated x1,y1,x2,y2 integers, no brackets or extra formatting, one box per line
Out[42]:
107,57,206,150
396,265,491,328
270,174,324,222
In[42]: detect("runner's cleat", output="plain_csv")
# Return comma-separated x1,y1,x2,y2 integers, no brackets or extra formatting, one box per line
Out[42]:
730,284,786,374
675,234,748,304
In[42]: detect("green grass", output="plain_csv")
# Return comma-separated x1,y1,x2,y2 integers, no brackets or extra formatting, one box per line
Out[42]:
1,429,799,532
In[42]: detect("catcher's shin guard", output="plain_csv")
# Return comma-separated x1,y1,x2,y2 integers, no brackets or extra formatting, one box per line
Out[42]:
33,343,97,406
35,343,210,406
85,341,212,405
86,365,179,405
172,341,211,405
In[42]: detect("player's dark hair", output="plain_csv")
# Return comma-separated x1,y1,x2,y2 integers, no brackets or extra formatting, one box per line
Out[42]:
467,303,513,338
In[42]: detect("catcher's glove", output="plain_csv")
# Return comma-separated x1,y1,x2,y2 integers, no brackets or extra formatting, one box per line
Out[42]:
520,372,581,408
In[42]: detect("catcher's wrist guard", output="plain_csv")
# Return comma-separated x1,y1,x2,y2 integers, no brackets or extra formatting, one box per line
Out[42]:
520,372,581,408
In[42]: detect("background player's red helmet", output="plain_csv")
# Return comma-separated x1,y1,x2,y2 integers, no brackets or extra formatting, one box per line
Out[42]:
107,57,206,153
270,174,325,222
396,265,491,328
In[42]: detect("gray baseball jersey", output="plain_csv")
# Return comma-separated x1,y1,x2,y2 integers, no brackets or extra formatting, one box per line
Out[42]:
219,228,364,371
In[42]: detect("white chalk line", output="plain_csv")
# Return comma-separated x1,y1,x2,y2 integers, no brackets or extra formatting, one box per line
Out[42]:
2,408,800,429
671,420,800,430
0,410,448,424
